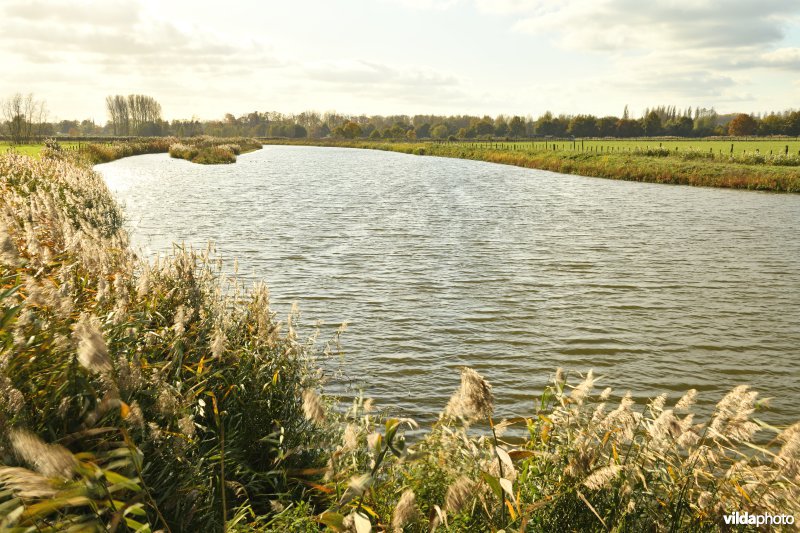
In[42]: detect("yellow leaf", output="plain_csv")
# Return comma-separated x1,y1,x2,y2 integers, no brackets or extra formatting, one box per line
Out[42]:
120,401,130,419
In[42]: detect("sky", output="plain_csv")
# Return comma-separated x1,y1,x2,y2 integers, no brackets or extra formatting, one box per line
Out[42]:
2,0,799,122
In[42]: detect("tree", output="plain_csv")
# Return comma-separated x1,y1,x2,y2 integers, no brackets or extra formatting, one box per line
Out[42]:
474,119,494,137
494,121,509,137
616,118,643,138
369,129,382,139
758,114,786,136
508,116,526,138
415,123,431,138
596,116,619,137
340,121,362,139
431,124,449,139
786,111,800,136
664,116,694,137
2,93,47,143
643,111,662,136
567,115,598,137
728,114,757,136
105,94,162,136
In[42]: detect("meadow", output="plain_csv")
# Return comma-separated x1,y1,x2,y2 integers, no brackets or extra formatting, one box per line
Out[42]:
0,145,798,531
1,141,82,157
456,138,800,157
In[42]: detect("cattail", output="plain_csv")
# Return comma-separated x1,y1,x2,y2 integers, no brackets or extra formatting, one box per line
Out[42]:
116,355,144,393
0,467,57,499
367,432,382,451
444,476,475,514
363,398,375,413
675,389,697,410
0,225,19,266
211,329,226,359
302,389,325,424
710,385,759,441
127,400,145,428
0,377,24,415
173,305,188,336
10,429,76,479
136,269,150,298
570,370,594,405
157,385,180,417
444,367,494,423
74,314,112,376
775,422,800,475
178,415,196,438
342,424,358,451
554,367,565,387
583,464,622,490
392,489,419,531
650,393,667,415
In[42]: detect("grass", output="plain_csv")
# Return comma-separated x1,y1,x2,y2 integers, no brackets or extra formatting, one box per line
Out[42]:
472,138,800,157
1,141,81,157
264,139,800,192
1,150,799,531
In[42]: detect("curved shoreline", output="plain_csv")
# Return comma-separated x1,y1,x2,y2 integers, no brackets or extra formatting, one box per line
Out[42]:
262,139,800,193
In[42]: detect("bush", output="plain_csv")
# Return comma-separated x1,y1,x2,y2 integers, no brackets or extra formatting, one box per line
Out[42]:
0,153,331,530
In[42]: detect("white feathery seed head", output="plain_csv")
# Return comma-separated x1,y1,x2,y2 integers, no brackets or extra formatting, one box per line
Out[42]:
74,314,112,376
444,367,494,423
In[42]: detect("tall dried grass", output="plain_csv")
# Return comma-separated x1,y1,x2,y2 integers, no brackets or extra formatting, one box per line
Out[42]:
1,151,798,531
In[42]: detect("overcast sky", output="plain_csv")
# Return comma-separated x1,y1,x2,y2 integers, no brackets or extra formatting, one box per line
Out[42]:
2,0,799,122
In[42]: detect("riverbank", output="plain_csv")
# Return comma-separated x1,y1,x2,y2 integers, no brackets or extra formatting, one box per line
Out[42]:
264,139,800,192
1,151,799,531
4,136,263,165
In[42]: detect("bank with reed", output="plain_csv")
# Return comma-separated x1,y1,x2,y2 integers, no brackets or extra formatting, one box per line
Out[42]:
264,139,800,192
0,150,798,531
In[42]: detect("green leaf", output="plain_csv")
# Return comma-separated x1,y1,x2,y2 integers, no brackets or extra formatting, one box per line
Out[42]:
319,511,345,531
481,471,503,499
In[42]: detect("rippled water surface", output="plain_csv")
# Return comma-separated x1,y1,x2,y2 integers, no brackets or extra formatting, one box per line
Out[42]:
97,146,800,425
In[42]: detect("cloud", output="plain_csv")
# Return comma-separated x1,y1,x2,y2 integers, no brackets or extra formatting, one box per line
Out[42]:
381,0,460,10
760,47,800,70
506,0,800,51
0,0,281,74
305,59,458,88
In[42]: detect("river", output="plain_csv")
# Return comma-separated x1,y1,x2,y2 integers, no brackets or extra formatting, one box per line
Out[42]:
97,145,800,427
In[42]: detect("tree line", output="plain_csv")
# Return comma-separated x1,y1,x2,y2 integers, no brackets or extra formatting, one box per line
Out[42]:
2,92,800,143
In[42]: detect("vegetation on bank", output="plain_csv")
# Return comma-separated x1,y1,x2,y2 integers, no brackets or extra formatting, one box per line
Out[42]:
168,137,262,165
8,136,263,165
265,139,800,192
1,149,799,530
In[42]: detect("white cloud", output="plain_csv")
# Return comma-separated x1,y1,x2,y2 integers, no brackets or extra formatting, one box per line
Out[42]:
381,0,460,10
761,47,800,70
0,0,281,74
504,0,800,51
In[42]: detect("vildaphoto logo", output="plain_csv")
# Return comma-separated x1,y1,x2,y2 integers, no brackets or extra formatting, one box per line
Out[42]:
723,511,795,526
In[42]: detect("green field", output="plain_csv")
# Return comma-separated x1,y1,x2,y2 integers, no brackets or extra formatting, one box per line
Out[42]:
0,141,81,157
459,138,800,156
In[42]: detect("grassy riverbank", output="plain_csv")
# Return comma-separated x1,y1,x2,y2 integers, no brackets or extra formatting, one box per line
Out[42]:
2,136,263,165
265,139,800,192
1,151,799,531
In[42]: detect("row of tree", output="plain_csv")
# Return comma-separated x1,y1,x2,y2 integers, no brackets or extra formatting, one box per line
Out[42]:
105,95,164,136
2,92,800,143
1,93,48,144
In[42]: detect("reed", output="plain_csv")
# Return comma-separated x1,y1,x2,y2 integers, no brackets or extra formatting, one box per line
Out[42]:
0,151,798,531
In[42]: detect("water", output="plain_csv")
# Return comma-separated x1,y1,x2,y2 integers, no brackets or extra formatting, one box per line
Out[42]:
97,146,800,426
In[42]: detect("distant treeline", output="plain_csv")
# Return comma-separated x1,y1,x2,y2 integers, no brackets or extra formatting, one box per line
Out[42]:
3,91,800,142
